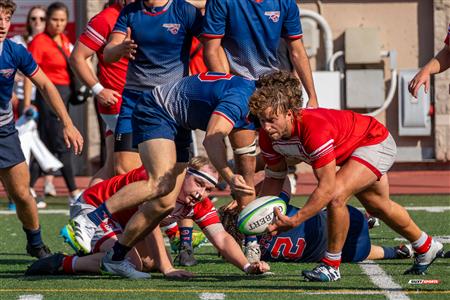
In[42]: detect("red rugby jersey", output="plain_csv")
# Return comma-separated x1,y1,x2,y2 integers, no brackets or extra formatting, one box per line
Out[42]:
82,166,220,229
78,4,128,114
259,108,389,169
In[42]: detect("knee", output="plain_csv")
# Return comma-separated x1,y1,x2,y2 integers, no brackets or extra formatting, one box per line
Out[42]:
10,187,33,204
142,177,176,202
328,192,347,210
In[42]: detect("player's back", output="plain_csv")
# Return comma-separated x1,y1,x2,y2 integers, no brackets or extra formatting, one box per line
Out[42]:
151,72,255,130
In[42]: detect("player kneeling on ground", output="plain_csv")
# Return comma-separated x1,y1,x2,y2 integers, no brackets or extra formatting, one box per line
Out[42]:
26,157,269,278
249,71,443,282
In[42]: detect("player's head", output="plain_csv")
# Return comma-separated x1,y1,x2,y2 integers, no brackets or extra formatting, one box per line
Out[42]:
0,0,16,42
46,2,68,36
249,71,303,141
179,156,218,206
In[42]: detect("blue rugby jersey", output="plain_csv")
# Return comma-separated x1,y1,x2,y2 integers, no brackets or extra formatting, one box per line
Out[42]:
259,205,370,263
0,40,38,134
201,0,303,80
113,0,203,91
149,72,255,130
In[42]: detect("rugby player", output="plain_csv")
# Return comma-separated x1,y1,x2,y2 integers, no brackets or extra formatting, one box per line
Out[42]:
103,0,204,174
249,71,443,281
26,157,269,278
0,0,82,258
70,0,133,185
66,72,263,278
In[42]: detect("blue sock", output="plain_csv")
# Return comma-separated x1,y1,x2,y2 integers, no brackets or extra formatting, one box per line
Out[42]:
111,241,132,261
87,203,112,226
382,246,397,259
23,226,43,247
245,235,257,244
180,227,193,246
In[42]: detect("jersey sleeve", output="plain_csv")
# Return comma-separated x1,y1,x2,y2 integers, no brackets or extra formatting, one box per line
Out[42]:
301,119,336,169
79,12,110,51
445,23,450,46
259,128,284,166
282,0,303,40
112,5,129,35
193,198,220,229
213,87,250,128
183,2,204,37
201,0,227,38
16,44,39,77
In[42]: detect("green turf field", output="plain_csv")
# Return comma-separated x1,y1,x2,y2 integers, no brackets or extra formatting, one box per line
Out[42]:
0,195,448,300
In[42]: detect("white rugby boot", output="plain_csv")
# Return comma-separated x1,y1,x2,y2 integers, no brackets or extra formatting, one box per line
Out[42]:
68,214,97,254
244,240,261,263
404,239,444,275
101,250,151,279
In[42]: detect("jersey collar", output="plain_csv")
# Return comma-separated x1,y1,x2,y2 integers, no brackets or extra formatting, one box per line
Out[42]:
141,0,173,16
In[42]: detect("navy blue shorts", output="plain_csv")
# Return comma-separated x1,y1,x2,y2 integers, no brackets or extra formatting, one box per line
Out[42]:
132,91,191,163
116,88,145,135
0,126,26,169
342,206,371,262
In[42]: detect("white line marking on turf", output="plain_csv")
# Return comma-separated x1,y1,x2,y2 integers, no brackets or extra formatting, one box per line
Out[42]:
0,209,69,215
360,260,410,300
395,235,450,244
199,293,225,300
18,295,43,300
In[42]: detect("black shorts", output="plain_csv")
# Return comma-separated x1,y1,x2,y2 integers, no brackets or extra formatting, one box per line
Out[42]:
0,128,25,169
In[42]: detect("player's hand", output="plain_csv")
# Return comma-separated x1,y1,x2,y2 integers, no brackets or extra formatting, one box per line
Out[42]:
408,69,430,98
230,174,255,197
96,88,120,107
245,261,270,275
164,268,194,279
63,124,84,155
306,95,319,108
266,207,296,236
121,27,138,60
223,199,238,212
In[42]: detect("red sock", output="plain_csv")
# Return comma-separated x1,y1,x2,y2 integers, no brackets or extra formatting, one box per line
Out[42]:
62,255,76,274
321,257,341,269
414,236,432,254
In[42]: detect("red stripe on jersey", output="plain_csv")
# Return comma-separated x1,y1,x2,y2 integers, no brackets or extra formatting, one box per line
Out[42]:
286,34,303,40
212,111,235,127
28,66,39,78
201,33,225,39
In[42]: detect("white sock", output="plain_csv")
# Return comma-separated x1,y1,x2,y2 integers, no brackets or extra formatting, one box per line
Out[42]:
411,232,428,249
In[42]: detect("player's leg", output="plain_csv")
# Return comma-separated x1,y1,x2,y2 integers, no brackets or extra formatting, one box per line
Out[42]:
175,218,198,266
0,161,51,258
89,133,115,186
303,159,378,282
356,175,443,274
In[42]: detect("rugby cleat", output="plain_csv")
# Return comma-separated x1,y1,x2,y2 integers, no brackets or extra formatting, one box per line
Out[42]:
60,224,83,254
395,244,413,259
244,241,261,263
175,243,198,266
101,250,151,279
404,240,444,275
26,243,52,259
25,253,65,276
68,214,98,254
302,264,341,282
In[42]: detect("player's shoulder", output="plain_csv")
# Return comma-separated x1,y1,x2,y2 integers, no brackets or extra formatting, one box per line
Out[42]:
3,39,28,56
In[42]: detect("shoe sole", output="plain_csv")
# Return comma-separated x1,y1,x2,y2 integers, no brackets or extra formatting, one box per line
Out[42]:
301,270,340,282
60,224,90,254
404,247,444,275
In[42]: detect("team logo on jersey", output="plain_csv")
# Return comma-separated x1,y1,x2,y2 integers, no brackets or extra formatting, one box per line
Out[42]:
163,23,181,35
0,68,14,79
264,11,280,23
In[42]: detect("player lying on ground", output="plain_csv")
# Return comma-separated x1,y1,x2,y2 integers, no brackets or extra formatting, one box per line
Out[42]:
220,182,415,264
26,156,269,278
249,71,443,282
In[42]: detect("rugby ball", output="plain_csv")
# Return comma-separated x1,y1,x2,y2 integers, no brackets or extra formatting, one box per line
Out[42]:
238,196,287,236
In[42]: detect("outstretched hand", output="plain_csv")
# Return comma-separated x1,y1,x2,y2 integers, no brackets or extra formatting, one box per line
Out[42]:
121,27,138,60
230,174,255,198
266,207,297,236
408,69,430,98
246,261,270,275
164,268,194,279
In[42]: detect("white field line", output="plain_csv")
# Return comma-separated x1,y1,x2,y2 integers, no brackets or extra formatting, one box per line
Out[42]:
360,260,410,300
395,235,450,244
18,295,43,300
199,293,225,300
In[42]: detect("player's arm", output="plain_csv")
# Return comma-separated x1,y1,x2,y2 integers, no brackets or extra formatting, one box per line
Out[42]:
285,38,318,108
27,69,83,155
202,38,229,73
70,41,120,107
143,226,193,279
103,29,137,63
408,44,450,97
203,114,254,196
268,160,336,235
203,223,270,274
259,159,288,197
